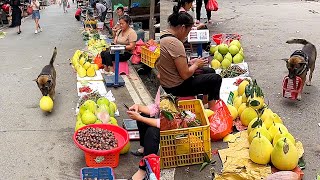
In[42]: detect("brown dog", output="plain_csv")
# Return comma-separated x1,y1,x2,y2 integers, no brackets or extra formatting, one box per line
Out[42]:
34,47,57,100
283,39,317,100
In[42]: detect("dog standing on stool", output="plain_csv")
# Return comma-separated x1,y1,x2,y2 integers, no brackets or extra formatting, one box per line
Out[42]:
283,39,317,100
34,47,57,100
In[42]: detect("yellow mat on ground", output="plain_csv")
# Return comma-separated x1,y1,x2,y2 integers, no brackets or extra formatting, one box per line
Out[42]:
216,130,305,180
216,130,272,180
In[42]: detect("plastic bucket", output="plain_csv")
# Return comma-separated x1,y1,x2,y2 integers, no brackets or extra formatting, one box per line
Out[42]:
73,124,129,167
97,22,104,30
212,33,241,45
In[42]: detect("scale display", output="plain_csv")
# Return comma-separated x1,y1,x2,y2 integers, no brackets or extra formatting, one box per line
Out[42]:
110,45,126,54
187,29,210,44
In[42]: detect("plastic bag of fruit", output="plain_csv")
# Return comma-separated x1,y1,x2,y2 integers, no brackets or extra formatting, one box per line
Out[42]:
209,99,233,141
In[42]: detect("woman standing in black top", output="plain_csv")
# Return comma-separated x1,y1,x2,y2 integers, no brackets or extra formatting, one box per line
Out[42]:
10,0,22,34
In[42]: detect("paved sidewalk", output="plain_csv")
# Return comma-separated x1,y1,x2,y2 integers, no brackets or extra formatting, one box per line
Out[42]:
0,3,153,179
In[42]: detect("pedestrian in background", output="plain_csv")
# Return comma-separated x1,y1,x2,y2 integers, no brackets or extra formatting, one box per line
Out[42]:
195,0,212,24
29,0,42,34
10,0,22,34
57,0,61,6
91,1,106,23
62,0,68,13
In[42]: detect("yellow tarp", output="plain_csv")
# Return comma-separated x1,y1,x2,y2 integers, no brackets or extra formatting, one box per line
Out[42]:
216,130,272,180
215,130,305,180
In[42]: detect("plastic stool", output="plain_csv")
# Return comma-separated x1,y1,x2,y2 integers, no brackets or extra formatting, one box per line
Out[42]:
113,61,129,75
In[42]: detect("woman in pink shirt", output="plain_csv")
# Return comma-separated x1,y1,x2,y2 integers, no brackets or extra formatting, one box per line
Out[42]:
126,64,160,180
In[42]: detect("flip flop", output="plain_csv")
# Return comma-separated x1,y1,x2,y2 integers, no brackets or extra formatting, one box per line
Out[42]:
131,150,144,157
100,69,108,74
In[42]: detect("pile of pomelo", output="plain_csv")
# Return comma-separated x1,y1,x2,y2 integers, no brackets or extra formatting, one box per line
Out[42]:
210,40,245,70
225,79,301,171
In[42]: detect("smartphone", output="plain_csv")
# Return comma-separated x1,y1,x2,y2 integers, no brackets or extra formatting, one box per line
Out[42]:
123,103,130,110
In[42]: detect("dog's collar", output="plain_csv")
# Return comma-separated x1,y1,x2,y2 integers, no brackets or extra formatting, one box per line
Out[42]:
296,64,307,75
38,73,52,79
291,50,309,64
290,50,309,75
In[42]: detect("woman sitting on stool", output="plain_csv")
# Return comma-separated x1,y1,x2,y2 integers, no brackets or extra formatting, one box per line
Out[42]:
126,63,160,180
158,12,222,109
100,15,137,75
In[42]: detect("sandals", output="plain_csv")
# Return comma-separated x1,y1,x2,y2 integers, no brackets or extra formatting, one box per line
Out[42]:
100,69,108,74
131,150,144,157
101,69,115,76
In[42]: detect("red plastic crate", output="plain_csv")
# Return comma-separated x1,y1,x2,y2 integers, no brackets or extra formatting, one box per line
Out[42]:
282,76,303,100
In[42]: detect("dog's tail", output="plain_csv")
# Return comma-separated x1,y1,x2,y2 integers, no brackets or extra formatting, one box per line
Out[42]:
286,38,310,45
50,47,57,65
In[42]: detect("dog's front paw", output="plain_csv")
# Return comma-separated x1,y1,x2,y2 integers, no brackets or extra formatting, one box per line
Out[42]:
306,81,311,86
297,93,302,101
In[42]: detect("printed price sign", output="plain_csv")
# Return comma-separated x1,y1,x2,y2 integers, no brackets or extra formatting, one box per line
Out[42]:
227,91,234,105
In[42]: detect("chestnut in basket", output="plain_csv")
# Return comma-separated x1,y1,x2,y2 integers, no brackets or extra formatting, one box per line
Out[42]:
76,127,118,150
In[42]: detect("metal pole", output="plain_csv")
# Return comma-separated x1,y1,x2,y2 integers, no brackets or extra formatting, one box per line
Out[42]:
114,50,119,86
197,44,203,57
149,0,155,40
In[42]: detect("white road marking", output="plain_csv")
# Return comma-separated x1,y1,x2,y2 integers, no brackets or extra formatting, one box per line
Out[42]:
122,75,142,105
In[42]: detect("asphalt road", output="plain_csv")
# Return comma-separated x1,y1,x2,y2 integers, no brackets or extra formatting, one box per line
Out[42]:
160,0,320,179
0,3,141,179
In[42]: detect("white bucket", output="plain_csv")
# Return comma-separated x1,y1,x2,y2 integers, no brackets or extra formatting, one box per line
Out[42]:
97,22,104,30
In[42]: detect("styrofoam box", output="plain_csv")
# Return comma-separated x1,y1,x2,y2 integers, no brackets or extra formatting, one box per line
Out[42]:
77,70,104,81
215,62,249,78
77,81,107,97
220,77,252,104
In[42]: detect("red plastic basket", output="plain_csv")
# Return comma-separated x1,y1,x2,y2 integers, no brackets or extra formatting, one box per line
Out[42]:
73,124,129,168
212,33,241,45
282,76,303,100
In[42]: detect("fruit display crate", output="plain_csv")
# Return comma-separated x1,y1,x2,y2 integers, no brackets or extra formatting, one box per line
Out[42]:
81,167,115,180
77,81,107,96
160,99,211,169
77,70,104,81
219,77,252,104
141,46,160,68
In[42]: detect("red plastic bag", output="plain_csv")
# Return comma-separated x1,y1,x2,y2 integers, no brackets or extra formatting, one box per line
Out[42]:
206,0,218,11
140,154,160,180
131,54,141,64
2,4,10,13
94,54,103,69
209,99,233,141
27,6,33,15
135,39,145,55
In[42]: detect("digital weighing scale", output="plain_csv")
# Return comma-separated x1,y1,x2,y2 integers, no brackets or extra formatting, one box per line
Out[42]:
123,119,140,140
104,45,126,88
187,29,210,57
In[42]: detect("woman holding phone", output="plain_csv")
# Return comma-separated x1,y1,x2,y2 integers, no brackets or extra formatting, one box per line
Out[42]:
126,60,160,180
158,11,222,109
